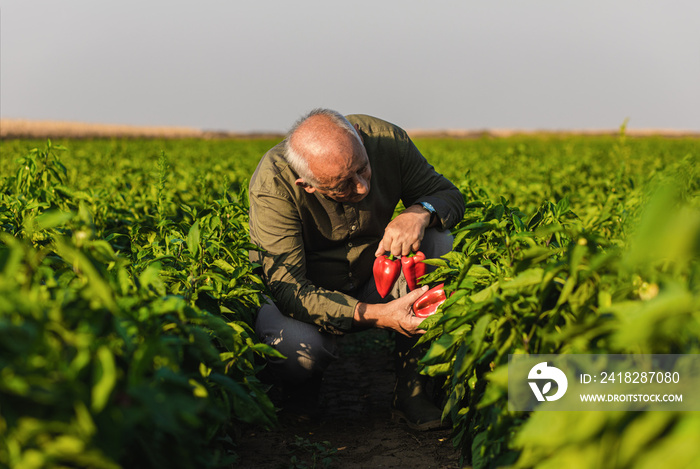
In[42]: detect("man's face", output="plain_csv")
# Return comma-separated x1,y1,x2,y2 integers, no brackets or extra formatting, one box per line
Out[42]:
308,141,372,204
295,123,372,204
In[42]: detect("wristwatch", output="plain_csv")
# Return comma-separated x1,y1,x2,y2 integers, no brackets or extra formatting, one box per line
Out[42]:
418,201,437,224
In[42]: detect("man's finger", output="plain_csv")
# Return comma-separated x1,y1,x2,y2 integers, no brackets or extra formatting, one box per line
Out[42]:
411,239,422,253
385,236,400,257
406,316,428,335
375,239,385,257
402,285,429,306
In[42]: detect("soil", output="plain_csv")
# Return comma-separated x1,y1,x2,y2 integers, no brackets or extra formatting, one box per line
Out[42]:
234,329,464,469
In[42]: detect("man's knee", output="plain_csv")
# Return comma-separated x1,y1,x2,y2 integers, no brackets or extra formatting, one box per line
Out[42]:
421,228,454,265
255,300,339,384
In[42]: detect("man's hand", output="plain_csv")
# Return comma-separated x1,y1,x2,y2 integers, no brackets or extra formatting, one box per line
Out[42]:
375,205,431,257
352,286,429,337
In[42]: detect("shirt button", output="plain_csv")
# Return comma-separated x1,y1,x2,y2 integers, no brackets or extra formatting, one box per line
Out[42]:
350,224,357,231
348,242,353,247
348,272,353,278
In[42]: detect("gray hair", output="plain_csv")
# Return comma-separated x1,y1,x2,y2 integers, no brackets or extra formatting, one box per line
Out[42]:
283,108,362,185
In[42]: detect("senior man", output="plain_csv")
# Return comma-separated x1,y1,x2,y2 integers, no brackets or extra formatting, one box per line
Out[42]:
248,109,464,430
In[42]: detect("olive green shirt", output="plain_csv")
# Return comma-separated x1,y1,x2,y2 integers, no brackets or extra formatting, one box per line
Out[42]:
248,114,464,334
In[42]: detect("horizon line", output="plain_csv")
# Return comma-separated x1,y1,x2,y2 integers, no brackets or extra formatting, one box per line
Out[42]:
2,118,699,139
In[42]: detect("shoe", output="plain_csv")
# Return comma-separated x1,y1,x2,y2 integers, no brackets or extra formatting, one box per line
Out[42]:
391,394,447,431
392,334,449,431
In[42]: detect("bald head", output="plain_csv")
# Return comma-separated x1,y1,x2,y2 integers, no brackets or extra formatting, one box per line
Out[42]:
284,109,362,184
284,109,371,204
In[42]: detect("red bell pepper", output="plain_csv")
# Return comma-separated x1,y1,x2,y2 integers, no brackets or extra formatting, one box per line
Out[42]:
401,251,426,291
373,254,401,298
412,283,447,318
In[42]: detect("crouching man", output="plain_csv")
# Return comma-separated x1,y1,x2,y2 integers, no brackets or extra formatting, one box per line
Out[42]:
248,109,464,430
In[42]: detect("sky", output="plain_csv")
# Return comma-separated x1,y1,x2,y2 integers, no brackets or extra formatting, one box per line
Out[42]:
2,1,699,133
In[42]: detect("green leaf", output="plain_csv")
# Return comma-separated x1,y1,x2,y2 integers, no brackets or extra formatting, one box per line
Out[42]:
36,209,73,230
556,275,578,307
249,342,286,358
470,282,499,303
54,238,117,313
420,326,468,366
501,268,544,290
617,413,674,467
467,264,492,278
213,258,236,273
209,373,275,428
92,346,117,412
471,314,492,355
187,220,200,258
556,196,570,216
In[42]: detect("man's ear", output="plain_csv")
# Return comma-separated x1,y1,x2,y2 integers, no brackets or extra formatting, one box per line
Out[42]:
295,178,316,194
354,123,364,143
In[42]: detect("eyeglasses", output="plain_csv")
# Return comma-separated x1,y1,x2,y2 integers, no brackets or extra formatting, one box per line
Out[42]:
311,164,370,197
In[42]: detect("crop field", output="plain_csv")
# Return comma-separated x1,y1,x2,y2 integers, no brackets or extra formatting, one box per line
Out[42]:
1,132,698,468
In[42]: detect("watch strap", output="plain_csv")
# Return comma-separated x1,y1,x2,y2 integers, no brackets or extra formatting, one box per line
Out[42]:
419,201,437,224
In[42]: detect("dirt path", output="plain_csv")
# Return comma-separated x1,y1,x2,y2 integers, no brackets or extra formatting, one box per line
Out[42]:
235,330,463,468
